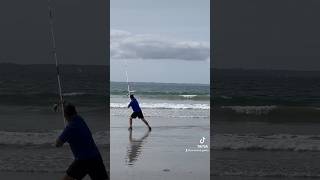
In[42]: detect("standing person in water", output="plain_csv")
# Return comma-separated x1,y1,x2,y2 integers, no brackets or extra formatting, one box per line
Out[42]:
55,102,109,180
128,94,152,131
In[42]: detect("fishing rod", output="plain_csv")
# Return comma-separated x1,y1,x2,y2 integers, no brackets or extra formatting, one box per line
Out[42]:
48,0,66,126
124,59,135,96
125,66,130,95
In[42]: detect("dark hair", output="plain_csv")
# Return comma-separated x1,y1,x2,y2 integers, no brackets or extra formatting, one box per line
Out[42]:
130,94,134,99
63,102,77,117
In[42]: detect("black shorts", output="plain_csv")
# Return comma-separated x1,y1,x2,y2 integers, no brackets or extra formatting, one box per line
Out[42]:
131,111,144,119
66,159,109,180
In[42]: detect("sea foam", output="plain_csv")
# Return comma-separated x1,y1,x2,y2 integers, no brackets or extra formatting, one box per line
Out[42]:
111,102,210,110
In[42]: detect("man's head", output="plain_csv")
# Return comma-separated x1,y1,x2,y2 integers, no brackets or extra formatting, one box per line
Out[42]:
130,94,134,99
63,102,77,121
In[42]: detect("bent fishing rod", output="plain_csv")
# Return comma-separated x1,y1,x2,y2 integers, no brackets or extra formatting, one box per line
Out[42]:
48,0,66,126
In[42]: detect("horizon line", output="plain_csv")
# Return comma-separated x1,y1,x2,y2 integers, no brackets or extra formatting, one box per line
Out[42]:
3,63,320,72
0,62,108,66
213,67,320,72
111,81,209,85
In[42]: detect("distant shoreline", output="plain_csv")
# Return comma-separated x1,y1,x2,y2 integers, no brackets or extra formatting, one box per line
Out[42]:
0,63,209,85
4,63,320,73
0,63,107,67
213,67,320,73
111,81,210,86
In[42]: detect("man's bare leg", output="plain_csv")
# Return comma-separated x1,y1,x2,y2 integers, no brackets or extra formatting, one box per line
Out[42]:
128,117,133,130
141,118,151,131
62,174,75,180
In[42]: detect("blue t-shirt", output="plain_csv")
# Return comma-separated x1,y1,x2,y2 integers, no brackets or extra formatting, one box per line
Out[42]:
128,98,141,112
59,115,101,160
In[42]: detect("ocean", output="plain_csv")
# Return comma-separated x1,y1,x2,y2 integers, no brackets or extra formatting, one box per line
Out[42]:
110,81,210,180
0,64,108,177
212,69,320,179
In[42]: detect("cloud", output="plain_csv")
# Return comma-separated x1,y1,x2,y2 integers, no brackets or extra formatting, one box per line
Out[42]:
111,29,210,61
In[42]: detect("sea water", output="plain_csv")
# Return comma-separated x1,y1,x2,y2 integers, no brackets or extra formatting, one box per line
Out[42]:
212,69,320,178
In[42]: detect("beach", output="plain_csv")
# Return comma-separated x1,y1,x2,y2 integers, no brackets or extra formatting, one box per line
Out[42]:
110,82,210,180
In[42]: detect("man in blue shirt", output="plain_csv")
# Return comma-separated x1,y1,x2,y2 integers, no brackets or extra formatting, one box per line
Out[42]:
56,102,109,180
128,94,151,131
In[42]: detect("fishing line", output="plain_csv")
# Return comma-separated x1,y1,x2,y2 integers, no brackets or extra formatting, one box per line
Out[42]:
124,60,130,94
48,0,66,126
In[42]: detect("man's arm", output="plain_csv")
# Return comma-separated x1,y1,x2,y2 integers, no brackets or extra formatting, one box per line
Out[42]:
55,126,71,148
128,101,132,108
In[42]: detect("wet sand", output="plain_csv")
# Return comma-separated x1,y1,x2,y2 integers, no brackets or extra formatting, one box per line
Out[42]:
110,112,210,180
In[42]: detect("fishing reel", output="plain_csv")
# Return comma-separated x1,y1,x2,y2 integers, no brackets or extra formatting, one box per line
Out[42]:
127,90,136,97
53,103,59,112
52,100,67,112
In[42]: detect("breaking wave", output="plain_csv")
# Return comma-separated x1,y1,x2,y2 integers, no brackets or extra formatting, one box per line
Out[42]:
212,133,320,152
111,102,210,110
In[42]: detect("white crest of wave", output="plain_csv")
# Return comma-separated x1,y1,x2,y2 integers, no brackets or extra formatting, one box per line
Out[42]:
111,102,209,110
179,94,198,98
222,105,277,115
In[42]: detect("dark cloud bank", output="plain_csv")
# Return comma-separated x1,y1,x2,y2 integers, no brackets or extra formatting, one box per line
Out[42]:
214,0,320,70
0,0,107,65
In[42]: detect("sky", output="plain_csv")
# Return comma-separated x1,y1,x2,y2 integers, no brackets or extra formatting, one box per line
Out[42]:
3,0,320,77
110,0,210,84
0,0,107,65
214,0,320,70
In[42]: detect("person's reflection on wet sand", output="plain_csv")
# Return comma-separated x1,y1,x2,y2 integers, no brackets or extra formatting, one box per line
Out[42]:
126,129,150,166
